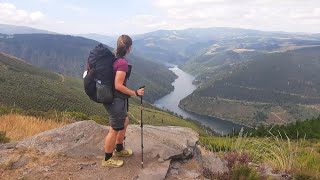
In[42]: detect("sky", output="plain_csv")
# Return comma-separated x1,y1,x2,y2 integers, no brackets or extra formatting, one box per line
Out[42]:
0,0,320,35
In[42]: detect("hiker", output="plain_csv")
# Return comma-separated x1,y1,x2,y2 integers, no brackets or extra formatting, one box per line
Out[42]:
101,35,144,167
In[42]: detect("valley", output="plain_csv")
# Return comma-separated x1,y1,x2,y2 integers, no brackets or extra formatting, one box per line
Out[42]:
154,66,248,134
130,28,320,127
1,0,320,177
0,33,176,103
1,24,320,128
179,47,320,126
0,51,208,136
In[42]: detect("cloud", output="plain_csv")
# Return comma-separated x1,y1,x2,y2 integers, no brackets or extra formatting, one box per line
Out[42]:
64,5,88,13
38,0,51,3
56,20,65,24
152,0,320,33
130,15,167,28
0,3,45,25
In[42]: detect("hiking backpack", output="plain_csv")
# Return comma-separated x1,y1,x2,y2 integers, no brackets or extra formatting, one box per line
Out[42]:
83,43,115,104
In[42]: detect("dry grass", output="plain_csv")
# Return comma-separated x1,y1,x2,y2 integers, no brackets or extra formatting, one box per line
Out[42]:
0,114,67,142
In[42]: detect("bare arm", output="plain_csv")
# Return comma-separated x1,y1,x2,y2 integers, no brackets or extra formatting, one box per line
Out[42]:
115,71,144,96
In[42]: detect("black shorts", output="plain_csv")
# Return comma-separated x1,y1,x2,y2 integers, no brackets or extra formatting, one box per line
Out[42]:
103,98,128,131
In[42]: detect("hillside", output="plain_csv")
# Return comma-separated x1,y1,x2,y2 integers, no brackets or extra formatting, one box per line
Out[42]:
180,47,320,126
76,33,115,47
0,34,177,102
0,52,107,116
0,52,209,136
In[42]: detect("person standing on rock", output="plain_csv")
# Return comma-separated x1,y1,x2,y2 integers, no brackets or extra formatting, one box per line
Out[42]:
101,35,144,167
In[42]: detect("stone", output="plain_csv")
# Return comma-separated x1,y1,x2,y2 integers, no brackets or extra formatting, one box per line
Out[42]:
169,169,179,176
12,156,31,169
138,160,171,180
16,121,108,156
185,171,201,179
0,121,199,180
157,158,165,163
0,142,17,150
200,150,228,175
171,161,181,169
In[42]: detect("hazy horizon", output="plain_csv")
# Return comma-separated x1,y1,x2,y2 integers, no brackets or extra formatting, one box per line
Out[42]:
0,0,319,35
1,23,319,37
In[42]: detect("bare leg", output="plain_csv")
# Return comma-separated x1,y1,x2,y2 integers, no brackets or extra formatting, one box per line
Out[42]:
116,116,129,145
105,128,119,153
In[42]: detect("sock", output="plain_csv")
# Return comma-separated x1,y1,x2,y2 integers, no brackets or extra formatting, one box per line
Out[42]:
115,143,123,152
105,153,112,161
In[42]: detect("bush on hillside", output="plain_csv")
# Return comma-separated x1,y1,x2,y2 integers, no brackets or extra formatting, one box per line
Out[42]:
0,131,10,143
245,116,320,139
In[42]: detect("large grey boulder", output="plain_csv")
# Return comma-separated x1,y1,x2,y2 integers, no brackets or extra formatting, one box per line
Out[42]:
16,120,107,156
0,120,199,180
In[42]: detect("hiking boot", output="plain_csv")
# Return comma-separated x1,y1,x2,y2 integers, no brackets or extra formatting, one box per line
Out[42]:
113,149,133,157
101,158,124,167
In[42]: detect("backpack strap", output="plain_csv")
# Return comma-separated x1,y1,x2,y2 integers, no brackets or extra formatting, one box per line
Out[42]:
86,63,91,71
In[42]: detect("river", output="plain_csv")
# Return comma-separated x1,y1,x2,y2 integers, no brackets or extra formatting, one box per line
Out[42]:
154,66,247,135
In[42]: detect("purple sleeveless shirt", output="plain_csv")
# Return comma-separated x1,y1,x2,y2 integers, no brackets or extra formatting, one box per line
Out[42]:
113,58,128,85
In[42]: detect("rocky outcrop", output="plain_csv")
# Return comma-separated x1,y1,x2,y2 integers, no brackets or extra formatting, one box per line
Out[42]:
15,120,107,156
0,120,199,180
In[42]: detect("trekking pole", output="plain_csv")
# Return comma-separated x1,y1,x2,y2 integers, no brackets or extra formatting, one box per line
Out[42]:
139,86,145,168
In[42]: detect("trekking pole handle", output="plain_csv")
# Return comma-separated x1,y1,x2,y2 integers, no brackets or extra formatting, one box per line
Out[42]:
139,86,145,103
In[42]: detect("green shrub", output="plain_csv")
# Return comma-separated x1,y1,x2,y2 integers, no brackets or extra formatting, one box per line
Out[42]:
62,111,89,121
232,164,260,180
246,116,320,139
89,115,109,125
293,174,314,180
0,106,23,115
0,131,10,143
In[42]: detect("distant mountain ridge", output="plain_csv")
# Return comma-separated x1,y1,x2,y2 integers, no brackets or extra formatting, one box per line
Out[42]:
76,33,116,47
131,27,320,65
0,24,56,34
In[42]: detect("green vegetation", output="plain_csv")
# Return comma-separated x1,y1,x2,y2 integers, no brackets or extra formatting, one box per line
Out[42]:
126,53,177,102
200,117,320,179
200,135,320,179
0,52,108,116
180,47,320,126
195,48,320,103
0,52,212,136
0,131,10,144
0,106,108,124
0,34,177,102
247,116,320,139
0,105,212,137
128,105,213,137
232,164,260,180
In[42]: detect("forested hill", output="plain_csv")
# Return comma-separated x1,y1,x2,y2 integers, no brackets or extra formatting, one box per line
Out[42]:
195,47,320,104
180,47,320,126
0,52,106,115
0,34,177,102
